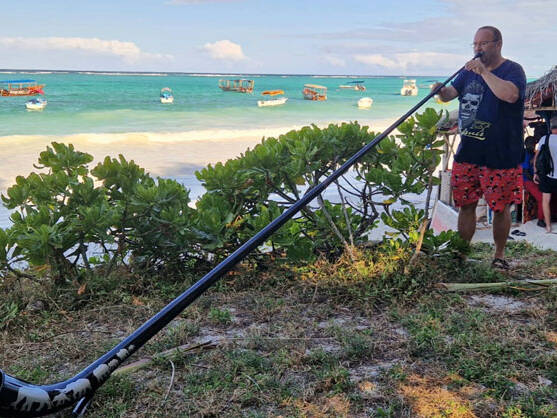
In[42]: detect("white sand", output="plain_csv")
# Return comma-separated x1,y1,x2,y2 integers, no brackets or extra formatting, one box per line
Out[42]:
0,120,395,191
0,133,271,190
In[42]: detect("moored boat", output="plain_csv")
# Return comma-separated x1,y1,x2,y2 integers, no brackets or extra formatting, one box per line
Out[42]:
357,97,373,109
160,87,174,103
1,79,45,97
339,80,366,91
219,79,254,93
400,79,418,96
302,84,327,101
257,90,288,107
25,97,47,111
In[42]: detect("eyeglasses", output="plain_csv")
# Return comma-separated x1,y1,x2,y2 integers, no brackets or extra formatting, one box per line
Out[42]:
471,40,499,48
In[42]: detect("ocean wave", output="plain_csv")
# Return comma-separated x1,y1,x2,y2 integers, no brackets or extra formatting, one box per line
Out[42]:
0,127,288,145
76,72,167,76
1,126,304,144
311,75,351,78
0,118,394,145
192,74,263,78
186,74,255,78
187,74,225,77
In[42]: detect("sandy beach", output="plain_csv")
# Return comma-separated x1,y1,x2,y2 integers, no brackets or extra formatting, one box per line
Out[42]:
0,132,271,191
0,120,395,229
0,120,395,191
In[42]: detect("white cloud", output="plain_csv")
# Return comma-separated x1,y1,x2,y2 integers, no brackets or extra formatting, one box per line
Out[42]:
303,1,557,44
0,37,173,63
440,0,556,30
354,54,398,70
289,0,557,75
355,52,468,72
323,55,345,67
202,40,246,61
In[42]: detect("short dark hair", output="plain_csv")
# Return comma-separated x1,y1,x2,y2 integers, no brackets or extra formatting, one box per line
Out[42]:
524,136,537,149
478,26,502,42
533,123,547,139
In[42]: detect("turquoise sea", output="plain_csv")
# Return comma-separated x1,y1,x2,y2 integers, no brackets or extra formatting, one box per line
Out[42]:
0,71,456,137
0,71,458,228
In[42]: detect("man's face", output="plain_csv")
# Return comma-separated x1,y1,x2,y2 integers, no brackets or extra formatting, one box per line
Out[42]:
473,29,501,64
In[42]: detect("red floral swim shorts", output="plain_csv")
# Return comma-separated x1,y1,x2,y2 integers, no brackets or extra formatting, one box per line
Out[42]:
451,162,523,212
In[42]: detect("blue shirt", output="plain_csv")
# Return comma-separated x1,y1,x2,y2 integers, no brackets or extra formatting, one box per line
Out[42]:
452,59,526,169
521,150,534,181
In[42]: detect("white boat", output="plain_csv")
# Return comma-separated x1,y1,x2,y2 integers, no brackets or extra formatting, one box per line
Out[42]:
25,97,47,111
160,87,174,103
357,97,373,109
257,90,288,107
339,80,366,91
400,79,418,96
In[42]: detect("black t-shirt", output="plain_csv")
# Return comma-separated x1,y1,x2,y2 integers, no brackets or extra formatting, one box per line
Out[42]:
452,59,526,169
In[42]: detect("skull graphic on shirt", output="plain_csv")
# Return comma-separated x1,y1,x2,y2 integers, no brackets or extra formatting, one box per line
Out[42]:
459,81,484,130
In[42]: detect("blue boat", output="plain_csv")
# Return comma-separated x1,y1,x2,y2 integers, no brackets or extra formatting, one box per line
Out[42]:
339,80,366,91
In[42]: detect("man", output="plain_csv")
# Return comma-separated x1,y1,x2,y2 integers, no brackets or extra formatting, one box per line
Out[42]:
432,26,526,269
534,115,557,233
522,136,546,227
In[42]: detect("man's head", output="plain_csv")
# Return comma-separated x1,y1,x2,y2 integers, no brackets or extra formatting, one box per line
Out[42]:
551,115,557,131
473,26,502,65
524,136,537,153
533,123,548,140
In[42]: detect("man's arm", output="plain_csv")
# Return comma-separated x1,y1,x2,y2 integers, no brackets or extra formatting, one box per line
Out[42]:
431,83,459,102
533,150,540,184
464,60,520,103
481,71,519,103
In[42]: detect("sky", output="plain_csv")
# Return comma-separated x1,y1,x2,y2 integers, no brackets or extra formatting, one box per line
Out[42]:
1,0,555,77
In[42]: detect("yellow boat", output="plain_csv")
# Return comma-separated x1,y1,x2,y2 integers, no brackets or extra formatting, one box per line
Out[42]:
257,90,288,107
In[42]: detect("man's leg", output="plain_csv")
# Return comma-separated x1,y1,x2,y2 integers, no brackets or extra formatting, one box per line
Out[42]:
481,165,522,262
542,192,552,232
492,205,511,260
524,179,544,220
452,162,481,243
458,202,478,242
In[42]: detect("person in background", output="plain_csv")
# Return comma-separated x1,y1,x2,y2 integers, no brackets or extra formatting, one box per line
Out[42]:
522,136,546,227
432,26,526,270
534,115,557,233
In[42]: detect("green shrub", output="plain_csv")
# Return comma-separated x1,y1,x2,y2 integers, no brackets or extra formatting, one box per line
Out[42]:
1,109,459,287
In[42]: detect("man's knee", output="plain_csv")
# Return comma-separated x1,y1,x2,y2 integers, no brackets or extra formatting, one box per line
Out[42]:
493,205,510,214
459,202,478,214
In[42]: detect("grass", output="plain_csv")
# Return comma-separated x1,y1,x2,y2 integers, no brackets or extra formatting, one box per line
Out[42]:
1,241,556,416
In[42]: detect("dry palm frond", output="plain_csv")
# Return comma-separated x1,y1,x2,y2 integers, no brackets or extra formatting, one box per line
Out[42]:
525,65,557,110
438,278,557,292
